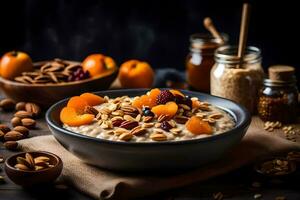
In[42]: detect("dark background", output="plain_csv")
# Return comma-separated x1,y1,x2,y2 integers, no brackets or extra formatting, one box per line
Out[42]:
0,0,299,82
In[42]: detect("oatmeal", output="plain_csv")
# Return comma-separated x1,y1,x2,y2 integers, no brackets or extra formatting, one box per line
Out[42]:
210,46,264,113
61,89,235,142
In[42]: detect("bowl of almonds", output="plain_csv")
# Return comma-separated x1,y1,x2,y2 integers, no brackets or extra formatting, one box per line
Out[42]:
0,59,118,108
4,151,63,186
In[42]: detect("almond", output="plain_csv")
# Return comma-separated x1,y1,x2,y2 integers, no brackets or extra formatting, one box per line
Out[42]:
130,126,147,136
150,132,167,141
21,118,36,129
25,103,41,117
14,111,34,118
4,131,24,141
11,117,22,127
119,132,133,141
14,163,30,170
0,124,10,133
13,126,29,137
15,102,26,111
4,141,18,150
0,98,15,111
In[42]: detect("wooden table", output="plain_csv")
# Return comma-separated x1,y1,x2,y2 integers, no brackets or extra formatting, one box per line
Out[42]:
1,97,300,200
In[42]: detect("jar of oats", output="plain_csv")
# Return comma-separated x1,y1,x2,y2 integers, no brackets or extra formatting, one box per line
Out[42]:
211,46,264,113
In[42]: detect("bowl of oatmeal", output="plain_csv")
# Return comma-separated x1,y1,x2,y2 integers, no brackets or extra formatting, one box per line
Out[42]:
46,89,251,171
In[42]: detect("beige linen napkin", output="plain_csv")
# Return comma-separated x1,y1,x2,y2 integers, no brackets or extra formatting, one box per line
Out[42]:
18,117,300,200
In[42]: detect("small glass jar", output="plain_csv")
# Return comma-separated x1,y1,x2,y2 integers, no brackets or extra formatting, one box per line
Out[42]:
258,75,298,123
211,45,264,113
186,33,227,93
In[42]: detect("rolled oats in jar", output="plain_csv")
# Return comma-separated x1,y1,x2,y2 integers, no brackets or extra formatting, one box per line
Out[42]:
210,46,264,113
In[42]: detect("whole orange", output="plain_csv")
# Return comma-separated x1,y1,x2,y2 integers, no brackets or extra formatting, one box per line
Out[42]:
82,54,116,77
118,60,154,88
0,51,33,80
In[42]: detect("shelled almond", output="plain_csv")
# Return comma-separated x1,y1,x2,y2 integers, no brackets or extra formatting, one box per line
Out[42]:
14,153,54,171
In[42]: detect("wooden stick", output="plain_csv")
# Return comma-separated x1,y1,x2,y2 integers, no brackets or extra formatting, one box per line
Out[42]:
237,3,251,68
203,17,225,44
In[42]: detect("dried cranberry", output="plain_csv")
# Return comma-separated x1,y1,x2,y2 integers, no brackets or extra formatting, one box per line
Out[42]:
68,67,90,82
160,121,172,132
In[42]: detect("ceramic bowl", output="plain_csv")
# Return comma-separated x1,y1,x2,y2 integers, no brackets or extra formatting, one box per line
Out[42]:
0,60,118,108
5,151,63,186
46,89,251,172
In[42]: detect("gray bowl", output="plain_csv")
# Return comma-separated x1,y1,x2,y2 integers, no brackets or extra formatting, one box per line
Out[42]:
46,89,251,172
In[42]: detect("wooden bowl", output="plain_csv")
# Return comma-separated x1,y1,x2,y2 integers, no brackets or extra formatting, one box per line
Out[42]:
0,60,118,108
4,151,63,186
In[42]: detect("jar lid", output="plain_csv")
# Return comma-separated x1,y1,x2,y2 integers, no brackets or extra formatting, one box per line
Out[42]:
190,33,228,50
268,65,295,81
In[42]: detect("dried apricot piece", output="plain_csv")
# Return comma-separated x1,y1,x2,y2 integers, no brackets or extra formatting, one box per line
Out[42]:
60,107,94,126
67,96,88,114
80,93,104,106
170,89,184,97
151,101,178,118
192,99,201,109
185,116,212,135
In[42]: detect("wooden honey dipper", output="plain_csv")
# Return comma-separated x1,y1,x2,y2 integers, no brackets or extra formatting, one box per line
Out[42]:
203,17,225,44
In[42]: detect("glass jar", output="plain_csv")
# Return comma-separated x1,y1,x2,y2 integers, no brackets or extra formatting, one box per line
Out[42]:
186,33,227,93
211,45,264,114
258,75,298,123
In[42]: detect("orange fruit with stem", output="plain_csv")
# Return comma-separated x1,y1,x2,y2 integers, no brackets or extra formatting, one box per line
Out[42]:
0,51,33,80
82,54,116,77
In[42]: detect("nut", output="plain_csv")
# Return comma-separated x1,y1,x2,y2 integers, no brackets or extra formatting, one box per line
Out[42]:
11,117,22,127
130,126,147,136
143,116,153,123
0,124,10,133
174,116,189,124
14,111,34,118
119,120,139,130
15,102,26,111
25,103,41,117
4,131,24,141
13,126,29,137
84,106,98,115
150,132,167,141
14,163,30,170
208,113,223,119
16,156,32,168
119,132,133,141
14,153,52,171
0,98,15,111
114,128,129,136
0,130,5,140
157,114,169,122
21,118,36,129
4,141,18,150
25,153,35,168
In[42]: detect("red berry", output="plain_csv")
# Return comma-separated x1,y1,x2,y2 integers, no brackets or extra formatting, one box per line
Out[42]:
156,90,174,105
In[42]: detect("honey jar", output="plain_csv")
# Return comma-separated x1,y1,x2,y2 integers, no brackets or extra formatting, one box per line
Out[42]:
186,33,227,93
258,65,298,123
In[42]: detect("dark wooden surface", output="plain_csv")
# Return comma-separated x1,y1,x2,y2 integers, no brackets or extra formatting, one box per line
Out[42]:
1,100,300,200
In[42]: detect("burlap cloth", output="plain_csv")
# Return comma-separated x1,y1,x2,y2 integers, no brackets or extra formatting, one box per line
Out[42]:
18,117,300,200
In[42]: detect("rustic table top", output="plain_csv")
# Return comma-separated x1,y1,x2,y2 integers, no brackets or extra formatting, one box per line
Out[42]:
1,93,300,200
